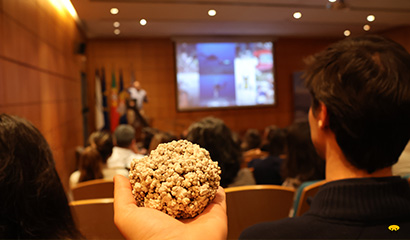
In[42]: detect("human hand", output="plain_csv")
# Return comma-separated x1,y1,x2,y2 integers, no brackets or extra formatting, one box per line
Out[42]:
113,175,227,240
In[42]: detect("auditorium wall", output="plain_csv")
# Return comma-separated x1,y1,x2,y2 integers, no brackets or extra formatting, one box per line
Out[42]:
0,0,85,191
86,37,339,137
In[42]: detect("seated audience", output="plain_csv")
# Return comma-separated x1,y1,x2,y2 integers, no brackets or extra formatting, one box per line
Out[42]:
113,35,410,240
0,114,83,239
248,125,287,185
148,131,178,153
107,124,145,169
186,116,256,188
281,121,325,189
240,35,410,239
240,128,262,152
69,147,129,188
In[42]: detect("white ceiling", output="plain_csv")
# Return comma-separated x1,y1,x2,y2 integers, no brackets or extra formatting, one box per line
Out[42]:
70,0,410,39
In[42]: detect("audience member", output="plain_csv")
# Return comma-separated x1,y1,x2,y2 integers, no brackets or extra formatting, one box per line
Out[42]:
281,121,325,189
107,124,145,169
138,126,159,155
240,128,262,152
240,35,410,239
0,114,83,239
148,131,178,153
69,147,129,188
186,116,256,188
248,125,287,185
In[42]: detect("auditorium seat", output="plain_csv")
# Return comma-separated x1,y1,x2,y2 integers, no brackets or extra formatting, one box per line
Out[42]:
293,180,326,217
225,185,295,239
71,179,114,201
70,198,123,239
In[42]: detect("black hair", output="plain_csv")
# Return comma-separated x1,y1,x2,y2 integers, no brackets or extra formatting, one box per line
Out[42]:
0,114,83,239
304,35,410,173
262,125,287,156
241,128,262,151
88,130,113,163
281,121,325,182
186,117,241,188
78,146,104,183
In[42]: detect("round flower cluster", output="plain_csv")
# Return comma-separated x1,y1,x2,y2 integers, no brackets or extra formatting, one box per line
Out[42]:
129,139,221,218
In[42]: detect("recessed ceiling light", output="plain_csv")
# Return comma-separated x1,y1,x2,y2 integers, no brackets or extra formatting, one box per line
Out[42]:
110,8,119,15
113,21,120,28
363,24,370,31
328,0,337,2
344,30,351,36
114,29,120,35
367,14,375,22
140,19,147,26
208,9,217,17
293,11,302,19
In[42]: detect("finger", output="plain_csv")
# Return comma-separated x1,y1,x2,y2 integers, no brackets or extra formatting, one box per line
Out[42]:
114,175,136,209
212,186,226,211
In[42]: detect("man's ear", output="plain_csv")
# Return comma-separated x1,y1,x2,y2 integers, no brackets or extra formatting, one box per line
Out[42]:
317,102,329,129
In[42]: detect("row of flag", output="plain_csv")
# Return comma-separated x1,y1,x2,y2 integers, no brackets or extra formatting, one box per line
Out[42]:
95,67,133,132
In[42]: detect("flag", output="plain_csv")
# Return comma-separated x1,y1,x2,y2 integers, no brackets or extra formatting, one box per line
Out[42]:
101,67,110,130
95,69,104,130
110,70,120,132
118,69,128,124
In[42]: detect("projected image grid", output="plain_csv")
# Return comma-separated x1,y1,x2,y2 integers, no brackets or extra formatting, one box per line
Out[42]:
176,42,274,110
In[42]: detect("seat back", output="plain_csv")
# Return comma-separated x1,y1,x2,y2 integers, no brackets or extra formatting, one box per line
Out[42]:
71,179,114,201
225,185,295,240
70,198,124,240
294,180,326,216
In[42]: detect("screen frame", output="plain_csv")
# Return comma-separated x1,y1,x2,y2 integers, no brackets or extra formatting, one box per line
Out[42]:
173,36,278,112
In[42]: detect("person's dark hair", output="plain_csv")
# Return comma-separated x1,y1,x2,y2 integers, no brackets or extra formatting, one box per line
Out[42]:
88,130,113,163
281,121,325,182
262,125,287,156
0,114,83,239
148,131,178,153
241,128,262,151
186,117,241,188
304,35,410,173
78,146,104,183
114,124,136,148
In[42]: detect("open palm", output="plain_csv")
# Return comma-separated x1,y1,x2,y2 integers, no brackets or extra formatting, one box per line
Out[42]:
113,175,227,240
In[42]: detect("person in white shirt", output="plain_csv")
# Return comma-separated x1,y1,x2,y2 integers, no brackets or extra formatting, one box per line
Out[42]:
128,81,148,114
107,124,145,169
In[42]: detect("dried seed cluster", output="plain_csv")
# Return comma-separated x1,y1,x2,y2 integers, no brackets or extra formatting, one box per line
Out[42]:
129,139,221,218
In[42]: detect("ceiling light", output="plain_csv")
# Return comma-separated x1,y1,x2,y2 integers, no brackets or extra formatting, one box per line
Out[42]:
363,24,370,31
113,21,120,28
208,9,217,17
140,19,147,26
293,12,302,19
328,0,337,2
344,30,351,37
114,29,120,35
110,8,119,15
367,14,375,22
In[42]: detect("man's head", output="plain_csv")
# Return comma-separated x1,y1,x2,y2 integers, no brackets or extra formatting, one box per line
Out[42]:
133,81,141,90
114,124,136,148
304,35,410,173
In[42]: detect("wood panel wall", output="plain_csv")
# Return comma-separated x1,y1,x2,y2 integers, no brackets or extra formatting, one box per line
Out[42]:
86,37,339,137
0,0,85,191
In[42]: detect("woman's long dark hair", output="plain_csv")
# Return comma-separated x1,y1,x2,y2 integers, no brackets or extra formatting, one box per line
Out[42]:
281,121,325,183
0,114,83,239
186,117,242,188
78,146,104,183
